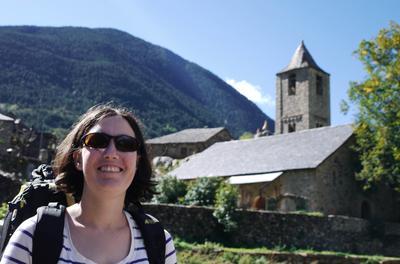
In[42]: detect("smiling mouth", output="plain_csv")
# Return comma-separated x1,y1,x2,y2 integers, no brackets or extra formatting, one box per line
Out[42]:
98,166,123,172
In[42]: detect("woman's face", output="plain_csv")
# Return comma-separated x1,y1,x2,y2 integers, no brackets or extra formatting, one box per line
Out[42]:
76,115,138,200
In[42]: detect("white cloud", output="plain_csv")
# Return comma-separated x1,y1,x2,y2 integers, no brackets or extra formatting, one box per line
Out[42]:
226,78,275,107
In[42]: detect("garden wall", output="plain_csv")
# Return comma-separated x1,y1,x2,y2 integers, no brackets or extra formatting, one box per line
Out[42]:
143,203,400,257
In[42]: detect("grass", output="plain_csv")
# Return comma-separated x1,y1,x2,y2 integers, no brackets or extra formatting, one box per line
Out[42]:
174,238,400,264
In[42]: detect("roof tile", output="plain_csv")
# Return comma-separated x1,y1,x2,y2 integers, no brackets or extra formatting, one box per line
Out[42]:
171,125,353,179
146,127,227,144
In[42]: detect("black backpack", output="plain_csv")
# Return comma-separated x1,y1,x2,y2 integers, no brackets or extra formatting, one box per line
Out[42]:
0,164,165,264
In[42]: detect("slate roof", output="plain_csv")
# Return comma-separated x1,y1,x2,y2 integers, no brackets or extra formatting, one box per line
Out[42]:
0,113,14,121
146,127,228,144
170,124,354,180
278,41,328,75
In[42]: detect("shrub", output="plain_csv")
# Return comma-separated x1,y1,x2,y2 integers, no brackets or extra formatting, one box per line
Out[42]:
254,256,269,264
177,251,204,264
238,255,254,264
0,203,8,219
223,252,240,263
152,175,187,204
239,132,254,140
184,177,222,206
213,182,239,232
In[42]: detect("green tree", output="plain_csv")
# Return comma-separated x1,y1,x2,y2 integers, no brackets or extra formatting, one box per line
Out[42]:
153,175,187,204
184,177,222,206
213,181,239,232
346,21,400,191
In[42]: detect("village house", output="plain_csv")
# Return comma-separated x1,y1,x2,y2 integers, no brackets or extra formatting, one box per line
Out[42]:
0,113,15,156
146,127,232,159
169,42,400,221
0,112,56,174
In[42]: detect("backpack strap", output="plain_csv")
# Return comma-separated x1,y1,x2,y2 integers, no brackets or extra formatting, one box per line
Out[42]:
32,203,65,264
0,210,13,258
128,206,166,264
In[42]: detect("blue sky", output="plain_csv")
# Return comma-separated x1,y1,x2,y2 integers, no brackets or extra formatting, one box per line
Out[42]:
1,0,399,126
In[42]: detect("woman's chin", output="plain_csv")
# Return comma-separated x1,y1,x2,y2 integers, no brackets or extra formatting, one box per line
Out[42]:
85,177,127,195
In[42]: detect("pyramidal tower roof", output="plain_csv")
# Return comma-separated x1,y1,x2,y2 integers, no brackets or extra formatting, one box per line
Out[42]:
278,41,328,75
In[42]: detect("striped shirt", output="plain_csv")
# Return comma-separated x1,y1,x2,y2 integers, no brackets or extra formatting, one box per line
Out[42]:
0,211,177,264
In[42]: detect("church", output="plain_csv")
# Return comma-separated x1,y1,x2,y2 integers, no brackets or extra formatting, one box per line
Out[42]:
170,42,400,221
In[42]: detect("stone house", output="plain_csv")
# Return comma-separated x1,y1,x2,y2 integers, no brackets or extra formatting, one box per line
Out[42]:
146,127,232,159
0,112,56,161
23,132,57,163
170,125,399,221
0,113,16,156
0,112,57,175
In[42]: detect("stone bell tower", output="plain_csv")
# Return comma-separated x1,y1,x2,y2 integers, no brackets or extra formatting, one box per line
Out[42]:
275,41,330,134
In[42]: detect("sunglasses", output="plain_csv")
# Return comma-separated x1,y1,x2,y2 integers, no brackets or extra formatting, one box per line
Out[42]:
80,132,140,152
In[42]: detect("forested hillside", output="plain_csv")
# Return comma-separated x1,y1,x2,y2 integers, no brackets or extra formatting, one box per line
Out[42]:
0,26,274,138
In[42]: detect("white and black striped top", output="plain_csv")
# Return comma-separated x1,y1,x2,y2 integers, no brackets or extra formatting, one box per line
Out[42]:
0,211,177,264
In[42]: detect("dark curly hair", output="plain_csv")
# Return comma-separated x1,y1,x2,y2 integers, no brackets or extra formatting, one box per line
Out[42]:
53,104,155,206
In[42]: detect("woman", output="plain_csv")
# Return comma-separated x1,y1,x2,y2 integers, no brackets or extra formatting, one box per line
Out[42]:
1,105,177,264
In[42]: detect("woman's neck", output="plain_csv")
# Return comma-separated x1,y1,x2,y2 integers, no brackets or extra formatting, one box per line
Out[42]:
68,195,126,230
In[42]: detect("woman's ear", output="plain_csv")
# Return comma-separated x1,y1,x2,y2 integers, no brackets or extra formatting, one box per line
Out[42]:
73,151,82,171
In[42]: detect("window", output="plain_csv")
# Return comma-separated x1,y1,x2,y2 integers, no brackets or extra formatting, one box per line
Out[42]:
288,74,296,95
316,75,323,95
288,123,296,133
267,197,277,211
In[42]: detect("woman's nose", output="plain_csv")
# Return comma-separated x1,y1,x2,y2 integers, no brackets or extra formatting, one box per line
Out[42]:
103,139,119,159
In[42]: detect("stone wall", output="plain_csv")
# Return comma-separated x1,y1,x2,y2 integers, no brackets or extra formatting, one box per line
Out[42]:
308,68,331,128
148,142,206,160
315,138,400,222
313,138,356,216
275,68,330,134
143,203,400,257
148,129,232,159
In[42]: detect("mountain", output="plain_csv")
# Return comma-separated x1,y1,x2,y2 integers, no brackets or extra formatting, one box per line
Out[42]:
0,26,274,139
